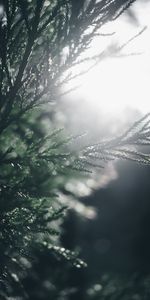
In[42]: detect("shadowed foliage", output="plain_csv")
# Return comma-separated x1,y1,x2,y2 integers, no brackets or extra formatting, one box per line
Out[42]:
0,0,150,299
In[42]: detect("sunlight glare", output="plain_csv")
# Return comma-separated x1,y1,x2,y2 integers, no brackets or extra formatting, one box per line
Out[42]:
65,1,150,116
76,54,150,114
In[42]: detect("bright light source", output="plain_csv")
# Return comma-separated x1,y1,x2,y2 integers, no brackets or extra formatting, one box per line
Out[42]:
76,54,150,115
64,1,150,116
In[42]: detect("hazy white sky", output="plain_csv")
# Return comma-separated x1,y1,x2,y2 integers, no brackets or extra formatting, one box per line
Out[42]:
75,0,150,115
57,0,150,138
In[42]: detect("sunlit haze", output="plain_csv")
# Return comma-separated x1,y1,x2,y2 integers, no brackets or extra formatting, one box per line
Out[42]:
63,0,150,118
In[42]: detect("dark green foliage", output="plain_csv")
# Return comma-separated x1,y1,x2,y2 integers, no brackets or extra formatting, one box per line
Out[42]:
0,0,149,299
0,113,88,299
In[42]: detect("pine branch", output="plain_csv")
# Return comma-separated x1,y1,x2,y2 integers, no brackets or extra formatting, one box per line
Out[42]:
1,1,149,298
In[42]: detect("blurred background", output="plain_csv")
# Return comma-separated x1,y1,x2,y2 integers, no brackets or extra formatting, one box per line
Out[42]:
24,0,150,299
59,1,150,299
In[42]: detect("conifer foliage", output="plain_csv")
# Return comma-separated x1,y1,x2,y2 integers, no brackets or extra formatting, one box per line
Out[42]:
0,0,150,299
